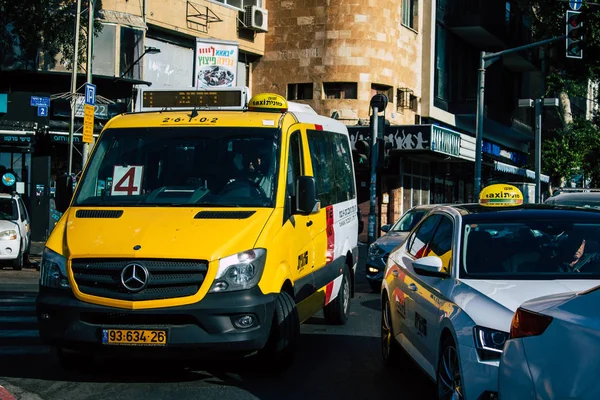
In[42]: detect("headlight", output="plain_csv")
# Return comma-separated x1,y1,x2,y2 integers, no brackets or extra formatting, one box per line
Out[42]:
368,243,385,256
0,230,18,241
473,326,509,361
209,248,266,293
40,247,70,289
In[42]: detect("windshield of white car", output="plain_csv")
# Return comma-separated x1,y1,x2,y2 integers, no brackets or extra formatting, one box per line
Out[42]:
460,219,600,279
0,198,17,220
390,209,428,232
72,127,280,208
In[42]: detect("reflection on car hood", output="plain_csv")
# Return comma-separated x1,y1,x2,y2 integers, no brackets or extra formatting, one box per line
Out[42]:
457,279,600,332
374,232,410,253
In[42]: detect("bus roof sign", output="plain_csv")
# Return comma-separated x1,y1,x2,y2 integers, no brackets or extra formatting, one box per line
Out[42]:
139,87,249,112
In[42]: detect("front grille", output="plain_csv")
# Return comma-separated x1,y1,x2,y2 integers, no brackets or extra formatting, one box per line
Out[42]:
71,259,208,301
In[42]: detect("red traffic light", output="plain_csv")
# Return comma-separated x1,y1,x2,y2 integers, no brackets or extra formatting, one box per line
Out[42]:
568,11,583,27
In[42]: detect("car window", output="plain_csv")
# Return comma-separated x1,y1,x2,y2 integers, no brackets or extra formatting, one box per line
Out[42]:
460,217,600,279
408,214,442,258
425,215,453,273
390,209,428,232
17,198,26,222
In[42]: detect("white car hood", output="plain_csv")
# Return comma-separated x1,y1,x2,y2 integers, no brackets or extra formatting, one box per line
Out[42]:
460,279,600,313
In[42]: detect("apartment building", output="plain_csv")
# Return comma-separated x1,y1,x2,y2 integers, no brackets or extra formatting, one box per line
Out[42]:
252,0,545,234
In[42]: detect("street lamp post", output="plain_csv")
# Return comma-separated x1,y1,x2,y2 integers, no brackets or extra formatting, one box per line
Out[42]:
67,0,83,176
82,0,95,167
518,97,559,203
473,35,566,199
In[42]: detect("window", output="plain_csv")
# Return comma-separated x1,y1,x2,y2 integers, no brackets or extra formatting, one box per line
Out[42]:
402,0,418,31
212,0,262,11
407,214,442,258
323,82,357,99
397,88,415,111
119,26,144,80
371,84,393,100
425,215,453,272
306,131,356,207
288,83,314,100
287,131,303,197
92,24,116,76
435,22,449,103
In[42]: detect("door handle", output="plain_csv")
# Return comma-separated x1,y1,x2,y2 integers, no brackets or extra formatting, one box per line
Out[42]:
392,270,399,277
408,283,418,292
306,220,313,227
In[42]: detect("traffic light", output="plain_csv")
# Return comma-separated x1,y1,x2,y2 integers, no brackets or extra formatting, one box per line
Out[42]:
566,10,584,59
353,139,370,170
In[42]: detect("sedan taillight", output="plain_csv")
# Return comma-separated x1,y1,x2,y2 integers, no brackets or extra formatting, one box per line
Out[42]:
510,307,553,339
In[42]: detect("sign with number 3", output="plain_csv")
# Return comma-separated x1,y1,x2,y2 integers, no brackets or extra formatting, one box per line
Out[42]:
111,165,144,196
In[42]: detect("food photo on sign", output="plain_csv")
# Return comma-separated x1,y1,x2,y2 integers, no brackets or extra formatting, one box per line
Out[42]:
195,39,238,89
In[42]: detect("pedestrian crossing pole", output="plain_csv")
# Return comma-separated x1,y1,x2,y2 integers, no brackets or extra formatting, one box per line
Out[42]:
368,94,388,245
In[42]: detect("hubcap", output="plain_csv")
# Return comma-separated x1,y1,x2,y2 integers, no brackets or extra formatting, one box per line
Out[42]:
342,276,350,314
438,344,463,400
381,299,392,359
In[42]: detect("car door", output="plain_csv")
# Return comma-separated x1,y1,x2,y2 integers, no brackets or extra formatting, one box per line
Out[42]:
17,197,30,252
408,213,455,368
394,214,442,359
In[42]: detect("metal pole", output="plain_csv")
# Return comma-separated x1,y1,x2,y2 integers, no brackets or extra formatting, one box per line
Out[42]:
82,0,94,166
68,0,83,175
368,106,379,245
535,99,542,203
474,51,486,199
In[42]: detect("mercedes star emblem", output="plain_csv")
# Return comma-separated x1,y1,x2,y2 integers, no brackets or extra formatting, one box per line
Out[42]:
120,263,149,292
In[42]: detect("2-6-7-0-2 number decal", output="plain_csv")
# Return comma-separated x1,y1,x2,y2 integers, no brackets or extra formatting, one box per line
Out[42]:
111,165,144,196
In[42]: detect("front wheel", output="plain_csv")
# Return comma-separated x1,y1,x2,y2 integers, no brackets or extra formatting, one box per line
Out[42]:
323,267,351,325
11,241,23,270
256,291,300,370
381,295,403,367
437,337,464,400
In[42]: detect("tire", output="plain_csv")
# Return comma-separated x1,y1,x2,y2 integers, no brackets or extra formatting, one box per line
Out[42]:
57,348,93,371
381,295,403,367
369,281,381,293
257,291,300,369
323,266,351,325
11,241,23,271
437,336,464,400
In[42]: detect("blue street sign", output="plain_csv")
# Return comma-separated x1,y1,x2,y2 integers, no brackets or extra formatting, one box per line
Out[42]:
37,105,48,117
30,96,50,107
85,83,96,106
570,0,582,10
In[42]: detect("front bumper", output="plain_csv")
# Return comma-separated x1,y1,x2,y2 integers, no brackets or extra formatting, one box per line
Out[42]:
36,286,276,358
366,254,387,285
459,344,500,400
0,239,20,260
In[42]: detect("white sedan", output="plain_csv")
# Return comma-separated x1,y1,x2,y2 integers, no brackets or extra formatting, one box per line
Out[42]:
381,197,600,400
498,285,600,400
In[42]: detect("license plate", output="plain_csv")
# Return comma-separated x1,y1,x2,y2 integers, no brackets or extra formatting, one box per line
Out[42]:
101,329,167,346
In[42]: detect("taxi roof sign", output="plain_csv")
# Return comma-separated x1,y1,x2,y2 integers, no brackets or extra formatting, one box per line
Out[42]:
479,184,524,207
248,93,288,113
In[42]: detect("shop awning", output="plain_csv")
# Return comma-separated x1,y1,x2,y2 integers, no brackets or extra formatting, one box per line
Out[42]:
97,10,147,29
494,160,549,183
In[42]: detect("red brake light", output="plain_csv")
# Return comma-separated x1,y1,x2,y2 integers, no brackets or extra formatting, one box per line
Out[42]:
314,124,323,131
510,307,553,339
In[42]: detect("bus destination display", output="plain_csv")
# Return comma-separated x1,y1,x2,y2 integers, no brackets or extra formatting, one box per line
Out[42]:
142,90,243,109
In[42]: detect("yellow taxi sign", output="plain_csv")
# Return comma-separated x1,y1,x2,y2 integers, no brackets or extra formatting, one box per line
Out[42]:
248,93,288,113
479,184,524,207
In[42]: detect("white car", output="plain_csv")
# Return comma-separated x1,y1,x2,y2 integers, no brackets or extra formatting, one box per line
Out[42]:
381,190,600,400
498,285,600,400
0,193,31,270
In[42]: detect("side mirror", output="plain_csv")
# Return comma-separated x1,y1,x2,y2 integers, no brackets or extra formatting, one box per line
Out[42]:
55,174,74,214
296,176,319,215
413,256,447,278
381,224,391,233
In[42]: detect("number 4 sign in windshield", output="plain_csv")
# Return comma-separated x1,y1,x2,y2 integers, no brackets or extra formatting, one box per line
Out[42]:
111,165,144,196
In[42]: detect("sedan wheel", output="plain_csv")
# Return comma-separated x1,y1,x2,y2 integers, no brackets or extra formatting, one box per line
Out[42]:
437,338,463,400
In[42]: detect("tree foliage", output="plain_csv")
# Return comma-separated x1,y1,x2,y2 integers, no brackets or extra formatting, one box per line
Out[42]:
517,0,600,187
0,0,103,71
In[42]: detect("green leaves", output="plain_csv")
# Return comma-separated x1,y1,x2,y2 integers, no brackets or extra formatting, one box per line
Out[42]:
0,0,103,71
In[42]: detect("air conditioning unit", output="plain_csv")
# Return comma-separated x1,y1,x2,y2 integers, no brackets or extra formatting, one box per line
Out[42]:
244,5,268,32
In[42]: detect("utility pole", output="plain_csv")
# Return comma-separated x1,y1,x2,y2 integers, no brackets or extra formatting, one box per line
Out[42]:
68,0,83,175
82,0,94,166
368,94,388,245
474,35,567,199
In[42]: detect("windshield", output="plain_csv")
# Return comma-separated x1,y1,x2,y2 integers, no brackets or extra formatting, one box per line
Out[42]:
390,209,428,232
73,127,280,207
460,218,600,279
0,198,17,220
